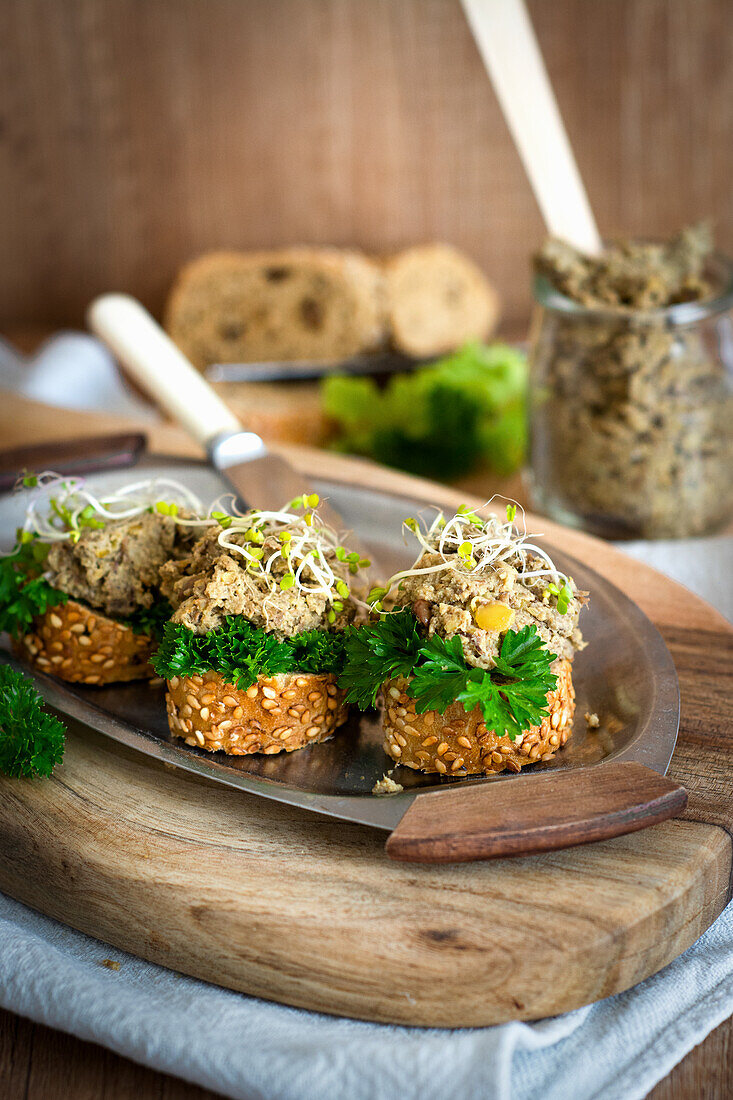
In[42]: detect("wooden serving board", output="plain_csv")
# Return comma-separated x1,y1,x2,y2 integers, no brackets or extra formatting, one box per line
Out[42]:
0,399,732,1026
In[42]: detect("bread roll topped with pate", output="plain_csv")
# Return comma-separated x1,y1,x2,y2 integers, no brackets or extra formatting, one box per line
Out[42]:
1,473,205,684
153,493,368,755
340,502,587,776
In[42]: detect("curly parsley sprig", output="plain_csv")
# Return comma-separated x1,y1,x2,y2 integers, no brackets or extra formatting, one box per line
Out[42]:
339,610,557,740
0,534,68,640
0,664,65,777
152,618,348,690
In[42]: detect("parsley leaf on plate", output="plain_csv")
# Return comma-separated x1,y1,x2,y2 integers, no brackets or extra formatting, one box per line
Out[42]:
153,617,350,688
209,618,294,689
0,664,65,778
339,610,558,740
340,611,422,708
0,537,67,640
124,598,175,640
409,634,469,715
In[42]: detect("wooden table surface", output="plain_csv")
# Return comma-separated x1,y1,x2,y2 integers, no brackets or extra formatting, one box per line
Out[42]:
0,391,730,1098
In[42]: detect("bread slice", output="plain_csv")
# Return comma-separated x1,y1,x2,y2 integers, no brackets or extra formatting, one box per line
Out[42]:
165,670,348,754
14,599,155,685
384,243,500,357
382,658,575,775
165,249,386,370
211,380,330,447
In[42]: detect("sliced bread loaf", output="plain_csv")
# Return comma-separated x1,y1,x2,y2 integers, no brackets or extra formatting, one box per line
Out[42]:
384,243,500,357
165,249,386,369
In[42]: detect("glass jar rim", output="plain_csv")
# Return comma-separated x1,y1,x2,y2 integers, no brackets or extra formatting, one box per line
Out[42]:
532,250,733,326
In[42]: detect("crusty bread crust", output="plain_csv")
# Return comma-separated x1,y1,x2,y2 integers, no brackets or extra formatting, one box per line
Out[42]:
14,599,154,684
384,243,500,357
166,670,348,755
382,658,575,775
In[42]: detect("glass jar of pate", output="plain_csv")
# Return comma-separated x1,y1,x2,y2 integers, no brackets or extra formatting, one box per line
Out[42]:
527,255,733,539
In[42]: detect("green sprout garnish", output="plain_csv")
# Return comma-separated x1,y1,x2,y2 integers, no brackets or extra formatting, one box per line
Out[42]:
545,581,573,615
457,504,483,526
366,499,571,613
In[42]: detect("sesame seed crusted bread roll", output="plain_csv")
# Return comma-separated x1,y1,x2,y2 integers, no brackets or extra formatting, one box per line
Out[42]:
154,493,369,756
166,671,347,755
14,599,154,685
1,473,207,686
340,501,588,779
382,658,575,776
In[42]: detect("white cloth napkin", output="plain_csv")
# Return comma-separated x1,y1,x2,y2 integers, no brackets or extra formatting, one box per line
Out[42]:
1,891,732,1100
0,332,156,420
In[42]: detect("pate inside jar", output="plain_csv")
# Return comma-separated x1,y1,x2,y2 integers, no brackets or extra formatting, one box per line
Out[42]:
527,234,733,539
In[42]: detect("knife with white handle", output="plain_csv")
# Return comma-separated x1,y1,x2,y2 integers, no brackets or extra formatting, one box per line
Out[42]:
86,294,379,563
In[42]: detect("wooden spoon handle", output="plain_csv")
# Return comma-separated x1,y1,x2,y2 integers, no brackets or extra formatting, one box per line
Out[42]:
385,761,687,863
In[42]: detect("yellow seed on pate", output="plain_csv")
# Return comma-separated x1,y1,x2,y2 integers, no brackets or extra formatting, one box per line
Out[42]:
473,602,515,632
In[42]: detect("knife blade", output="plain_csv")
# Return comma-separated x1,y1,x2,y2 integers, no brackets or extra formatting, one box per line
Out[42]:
86,294,382,569
205,351,427,383
0,432,146,493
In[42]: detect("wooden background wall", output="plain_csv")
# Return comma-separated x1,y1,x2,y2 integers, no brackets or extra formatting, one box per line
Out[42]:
2,0,732,333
